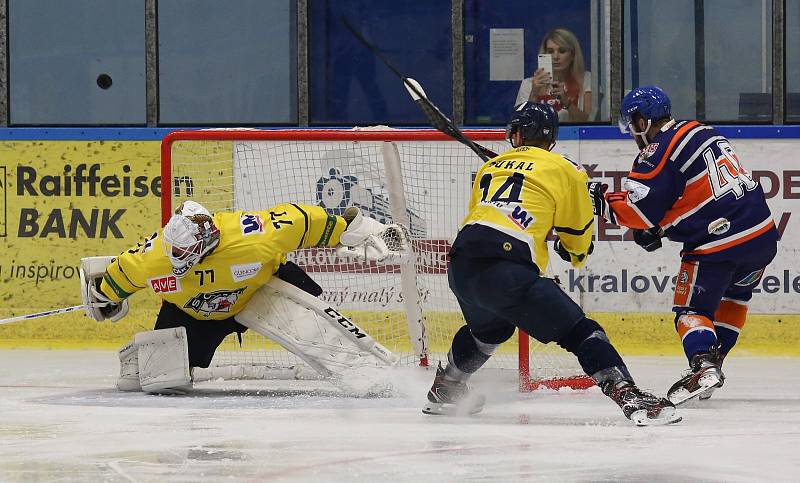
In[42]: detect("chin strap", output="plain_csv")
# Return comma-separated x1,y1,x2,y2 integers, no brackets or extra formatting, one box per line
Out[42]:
631,119,653,148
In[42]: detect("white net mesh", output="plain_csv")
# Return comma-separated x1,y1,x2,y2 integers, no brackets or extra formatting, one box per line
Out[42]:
164,129,586,386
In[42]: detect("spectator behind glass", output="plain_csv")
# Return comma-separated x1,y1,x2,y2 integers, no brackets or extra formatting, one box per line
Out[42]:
515,28,592,122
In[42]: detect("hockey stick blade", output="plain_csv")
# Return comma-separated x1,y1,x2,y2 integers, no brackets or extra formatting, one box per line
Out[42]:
341,18,498,162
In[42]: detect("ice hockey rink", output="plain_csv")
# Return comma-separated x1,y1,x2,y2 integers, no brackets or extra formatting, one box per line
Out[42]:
0,350,797,482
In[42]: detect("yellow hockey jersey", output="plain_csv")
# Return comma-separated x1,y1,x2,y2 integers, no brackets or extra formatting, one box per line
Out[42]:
462,145,594,272
99,203,346,320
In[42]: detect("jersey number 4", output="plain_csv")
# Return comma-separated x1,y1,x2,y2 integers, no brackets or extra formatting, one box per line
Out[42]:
479,172,525,203
703,140,757,200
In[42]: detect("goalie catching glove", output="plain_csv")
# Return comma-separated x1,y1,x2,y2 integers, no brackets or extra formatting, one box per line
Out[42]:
337,207,409,262
79,256,129,322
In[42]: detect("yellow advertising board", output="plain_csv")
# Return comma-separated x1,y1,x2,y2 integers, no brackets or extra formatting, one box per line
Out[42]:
0,141,163,347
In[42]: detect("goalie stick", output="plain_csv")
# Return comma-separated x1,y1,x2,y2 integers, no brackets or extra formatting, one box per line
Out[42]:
342,18,498,162
0,302,111,325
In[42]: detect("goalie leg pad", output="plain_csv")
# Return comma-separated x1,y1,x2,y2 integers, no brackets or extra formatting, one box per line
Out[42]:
236,284,393,395
116,341,142,392
134,327,192,394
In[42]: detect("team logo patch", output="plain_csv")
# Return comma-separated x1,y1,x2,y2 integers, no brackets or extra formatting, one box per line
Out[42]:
184,288,246,317
507,205,535,229
240,213,264,235
230,262,262,282
678,314,704,329
640,142,660,159
675,269,691,298
622,178,651,203
707,218,731,235
735,268,765,287
149,275,181,294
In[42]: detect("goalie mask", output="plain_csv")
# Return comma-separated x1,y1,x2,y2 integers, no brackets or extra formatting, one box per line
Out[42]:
162,201,220,278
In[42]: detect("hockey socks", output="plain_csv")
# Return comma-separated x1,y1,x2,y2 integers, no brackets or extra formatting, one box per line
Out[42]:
675,313,718,361
557,317,626,378
714,299,748,356
446,325,506,381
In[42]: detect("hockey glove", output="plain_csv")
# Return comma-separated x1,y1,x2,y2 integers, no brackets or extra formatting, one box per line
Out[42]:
79,256,130,322
588,181,619,224
632,227,663,252
587,181,607,217
554,238,594,263
337,207,408,262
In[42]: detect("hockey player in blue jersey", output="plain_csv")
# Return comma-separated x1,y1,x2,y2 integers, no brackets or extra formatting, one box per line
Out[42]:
589,86,779,405
422,102,680,425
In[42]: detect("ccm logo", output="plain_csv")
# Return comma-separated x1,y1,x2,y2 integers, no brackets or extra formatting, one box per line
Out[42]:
323,307,366,339
149,275,181,294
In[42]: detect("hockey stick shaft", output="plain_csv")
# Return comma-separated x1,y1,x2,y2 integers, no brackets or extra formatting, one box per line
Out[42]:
341,18,498,162
0,303,107,325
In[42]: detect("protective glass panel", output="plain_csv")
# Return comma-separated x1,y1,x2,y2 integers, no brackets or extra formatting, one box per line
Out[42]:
308,0,453,125
786,0,800,123
464,0,610,125
158,0,297,124
625,0,772,122
9,0,146,125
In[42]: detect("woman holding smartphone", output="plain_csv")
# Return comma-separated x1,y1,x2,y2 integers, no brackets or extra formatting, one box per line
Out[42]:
515,28,592,123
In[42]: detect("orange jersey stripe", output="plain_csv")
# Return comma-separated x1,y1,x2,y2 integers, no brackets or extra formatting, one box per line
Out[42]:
676,313,716,340
714,299,748,330
659,175,713,227
686,219,775,255
673,260,698,307
629,121,701,181
605,192,651,229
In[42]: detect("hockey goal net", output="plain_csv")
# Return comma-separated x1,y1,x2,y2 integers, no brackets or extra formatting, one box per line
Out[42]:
161,128,592,391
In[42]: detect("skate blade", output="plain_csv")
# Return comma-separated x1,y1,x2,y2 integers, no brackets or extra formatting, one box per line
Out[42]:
668,377,722,406
698,385,718,401
630,407,682,426
422,399,485,416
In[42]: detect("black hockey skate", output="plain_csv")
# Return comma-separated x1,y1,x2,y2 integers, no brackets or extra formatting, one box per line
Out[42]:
602,381,681,426
422,363,485,416
667,347,725,406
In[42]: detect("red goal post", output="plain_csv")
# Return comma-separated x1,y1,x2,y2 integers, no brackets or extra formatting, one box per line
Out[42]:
161,128,593,391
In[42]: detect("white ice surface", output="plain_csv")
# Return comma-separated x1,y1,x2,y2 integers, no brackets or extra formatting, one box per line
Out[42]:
0,350,798,482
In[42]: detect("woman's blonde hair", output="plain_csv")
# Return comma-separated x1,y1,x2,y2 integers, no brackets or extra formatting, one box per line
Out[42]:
539,28,585,88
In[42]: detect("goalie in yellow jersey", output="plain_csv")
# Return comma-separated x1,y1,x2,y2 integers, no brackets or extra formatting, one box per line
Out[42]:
422,102,680,425
78,201,403,394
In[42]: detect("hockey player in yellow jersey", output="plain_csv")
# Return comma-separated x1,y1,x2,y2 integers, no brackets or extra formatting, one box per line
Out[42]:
99,202,348,320
422,102,680,425
79,200,402,393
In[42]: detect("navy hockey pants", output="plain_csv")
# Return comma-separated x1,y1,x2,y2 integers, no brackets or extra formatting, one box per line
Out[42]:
447,254,584,345
673,243,777,360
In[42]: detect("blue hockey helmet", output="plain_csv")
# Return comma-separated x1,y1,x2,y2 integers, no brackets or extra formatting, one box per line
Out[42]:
506,101,559,150
618,86,672,135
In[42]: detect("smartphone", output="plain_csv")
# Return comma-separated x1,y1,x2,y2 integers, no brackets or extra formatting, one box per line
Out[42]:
537,53,553,78
537,53,553,95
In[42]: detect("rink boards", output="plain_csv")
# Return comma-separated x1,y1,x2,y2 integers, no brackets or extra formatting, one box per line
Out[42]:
0,127,798,355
